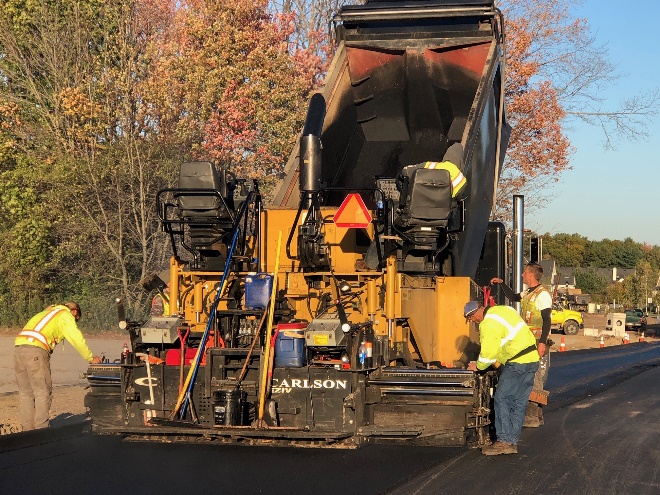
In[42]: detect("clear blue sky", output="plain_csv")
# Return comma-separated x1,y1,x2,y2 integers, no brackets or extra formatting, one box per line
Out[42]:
524,0,660,247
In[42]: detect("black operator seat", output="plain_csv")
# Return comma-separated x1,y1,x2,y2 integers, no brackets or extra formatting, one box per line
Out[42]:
394,166,452,229
176,161,232,248
394,142,464,230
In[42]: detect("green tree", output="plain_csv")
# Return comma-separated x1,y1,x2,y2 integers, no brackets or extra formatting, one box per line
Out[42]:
574,268,609,302
584,239,617,267
539,232,588,267
611,238,644,268
0,0,176,325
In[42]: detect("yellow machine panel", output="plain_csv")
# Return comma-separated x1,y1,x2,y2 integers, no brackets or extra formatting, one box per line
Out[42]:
402,276,480,366
261,208,371,274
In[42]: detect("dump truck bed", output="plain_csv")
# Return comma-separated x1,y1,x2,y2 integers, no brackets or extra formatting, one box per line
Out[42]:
274,0,510,278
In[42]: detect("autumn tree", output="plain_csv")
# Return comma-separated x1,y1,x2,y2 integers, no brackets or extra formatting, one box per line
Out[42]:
142,0,322,196
0,0,322,327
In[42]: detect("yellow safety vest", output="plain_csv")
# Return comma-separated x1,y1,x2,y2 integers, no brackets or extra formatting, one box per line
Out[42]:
521,285,552,329
476,305,540,370
15,305,94,361
423,161,467,197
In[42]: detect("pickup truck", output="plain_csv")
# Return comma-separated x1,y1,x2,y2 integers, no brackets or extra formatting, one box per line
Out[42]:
625,309,647,328
551,305,584,335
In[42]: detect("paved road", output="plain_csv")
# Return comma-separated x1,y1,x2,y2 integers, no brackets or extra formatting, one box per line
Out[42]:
547,341,660,411
390,362,660,495
1,343,659,494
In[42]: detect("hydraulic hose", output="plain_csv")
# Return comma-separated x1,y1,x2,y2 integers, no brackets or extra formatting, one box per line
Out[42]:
170,192,254,420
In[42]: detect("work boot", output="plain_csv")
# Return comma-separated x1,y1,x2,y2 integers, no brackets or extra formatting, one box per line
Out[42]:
537,406,544,426
482,441,517,455
523,401,541,428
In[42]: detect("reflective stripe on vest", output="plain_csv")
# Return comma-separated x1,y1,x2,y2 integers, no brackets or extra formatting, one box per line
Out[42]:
477,355,497,365
483,312,527,347
18,307,65,351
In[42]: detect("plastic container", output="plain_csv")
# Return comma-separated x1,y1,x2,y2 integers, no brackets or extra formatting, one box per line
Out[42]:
213,388,248,426
244,274,273,309
274,322,308,368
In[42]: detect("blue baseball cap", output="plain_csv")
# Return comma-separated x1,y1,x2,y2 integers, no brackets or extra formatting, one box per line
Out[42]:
463,301,481,319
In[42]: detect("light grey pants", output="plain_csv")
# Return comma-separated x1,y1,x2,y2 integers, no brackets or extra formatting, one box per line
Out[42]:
14,345,52,431
533,351,550,391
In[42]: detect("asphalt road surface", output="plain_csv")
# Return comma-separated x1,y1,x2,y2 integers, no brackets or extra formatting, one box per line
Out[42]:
1,343,659,495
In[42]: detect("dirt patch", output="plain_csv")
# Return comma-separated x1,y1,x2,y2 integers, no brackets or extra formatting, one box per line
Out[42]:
555,313,659,352
1,385,88,435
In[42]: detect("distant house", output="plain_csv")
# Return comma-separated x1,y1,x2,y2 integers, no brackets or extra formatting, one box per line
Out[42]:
556,267,577,290
524,261,637,292
613,268,636,282
538,260,556,287
536,260,576,290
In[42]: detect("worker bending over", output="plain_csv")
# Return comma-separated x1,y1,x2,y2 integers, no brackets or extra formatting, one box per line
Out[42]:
14,302,102,431
465,301,540,455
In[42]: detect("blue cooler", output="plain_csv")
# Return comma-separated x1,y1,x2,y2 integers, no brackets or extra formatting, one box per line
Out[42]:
274,323,307,367
245,274,273,309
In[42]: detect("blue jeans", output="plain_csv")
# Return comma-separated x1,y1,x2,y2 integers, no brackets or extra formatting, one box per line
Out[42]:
494,361,539,445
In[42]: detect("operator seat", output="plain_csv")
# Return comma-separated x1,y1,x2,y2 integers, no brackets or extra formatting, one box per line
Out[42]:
394,141,464,231
176,161,232,251
394,165,453,229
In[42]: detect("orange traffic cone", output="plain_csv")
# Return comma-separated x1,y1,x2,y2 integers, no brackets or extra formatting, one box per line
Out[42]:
624,333,630,344
559,336,566,352
639,331,645,343
600,336,605,348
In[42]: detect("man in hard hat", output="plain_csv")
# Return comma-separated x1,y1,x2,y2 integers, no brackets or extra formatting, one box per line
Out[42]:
465,301,540,455
14,302,103,431
490,262,552,427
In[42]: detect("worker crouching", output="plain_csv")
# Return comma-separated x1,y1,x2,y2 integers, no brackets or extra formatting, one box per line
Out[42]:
465,301,540,455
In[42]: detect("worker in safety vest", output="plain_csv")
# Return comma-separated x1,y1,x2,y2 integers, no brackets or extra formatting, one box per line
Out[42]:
14,302,102,431
418,148,467,197
150,284,170,316
356,143,466,271
465,301,540,455
490,262,552,428
424,142,467,197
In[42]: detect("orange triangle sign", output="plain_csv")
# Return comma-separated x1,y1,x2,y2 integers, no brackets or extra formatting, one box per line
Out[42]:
334,193,372,228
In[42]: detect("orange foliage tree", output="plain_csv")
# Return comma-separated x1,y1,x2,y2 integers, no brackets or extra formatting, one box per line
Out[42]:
140,0,326,193
494,0,572,217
